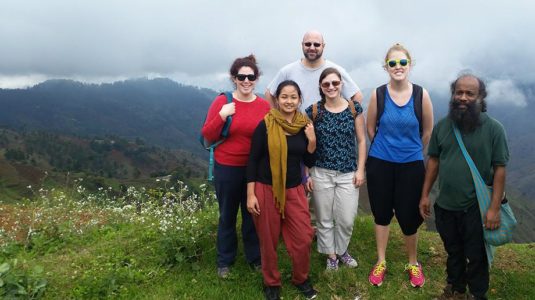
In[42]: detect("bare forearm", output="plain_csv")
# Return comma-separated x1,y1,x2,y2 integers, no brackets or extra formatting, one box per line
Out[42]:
357,139,366,172
307,140,316,153
247,182,256,197
491,166,506,210
264,90,276,108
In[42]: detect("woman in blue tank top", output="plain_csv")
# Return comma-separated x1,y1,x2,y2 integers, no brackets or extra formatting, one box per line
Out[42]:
365,44,434,288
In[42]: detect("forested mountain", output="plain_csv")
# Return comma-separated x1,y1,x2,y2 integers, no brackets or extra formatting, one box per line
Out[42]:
0,78,217,152
0,128,207,201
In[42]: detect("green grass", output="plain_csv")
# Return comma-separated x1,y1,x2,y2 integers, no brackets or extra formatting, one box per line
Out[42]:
1,187,533,300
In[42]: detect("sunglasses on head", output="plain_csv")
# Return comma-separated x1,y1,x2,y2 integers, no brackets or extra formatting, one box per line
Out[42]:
387,59,410,68
320,80,341,88
303,42,322,48
235,74,257,81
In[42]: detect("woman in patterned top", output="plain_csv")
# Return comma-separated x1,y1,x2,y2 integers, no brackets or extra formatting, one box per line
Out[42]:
305,67,367,271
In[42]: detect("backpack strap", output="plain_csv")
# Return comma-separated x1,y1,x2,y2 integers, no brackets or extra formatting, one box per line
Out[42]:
412,84,423,137
220,92,233,138
205,92,233,181
375,84,388,130
348,99,357,119
312,102,318,122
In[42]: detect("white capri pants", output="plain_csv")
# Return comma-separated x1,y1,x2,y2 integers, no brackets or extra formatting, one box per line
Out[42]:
310,166,359,255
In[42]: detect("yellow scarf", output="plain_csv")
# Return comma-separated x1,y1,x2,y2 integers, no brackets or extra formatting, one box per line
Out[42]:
264,108,309,218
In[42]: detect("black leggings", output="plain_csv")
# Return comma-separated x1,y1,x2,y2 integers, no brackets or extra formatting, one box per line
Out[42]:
366,156,424,235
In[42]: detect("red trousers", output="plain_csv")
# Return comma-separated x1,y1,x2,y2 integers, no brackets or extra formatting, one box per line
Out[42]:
253,182,314,286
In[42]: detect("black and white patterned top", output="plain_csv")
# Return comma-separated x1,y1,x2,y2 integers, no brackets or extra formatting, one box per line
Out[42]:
306,101,363,173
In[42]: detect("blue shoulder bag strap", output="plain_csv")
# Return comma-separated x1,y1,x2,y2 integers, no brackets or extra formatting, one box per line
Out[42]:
207,92,233,181
452,125,496,264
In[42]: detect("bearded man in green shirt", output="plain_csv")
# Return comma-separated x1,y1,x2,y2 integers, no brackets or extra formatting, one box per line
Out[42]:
419,74,509,300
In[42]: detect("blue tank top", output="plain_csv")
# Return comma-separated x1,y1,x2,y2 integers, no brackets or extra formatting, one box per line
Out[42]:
369,88,423,163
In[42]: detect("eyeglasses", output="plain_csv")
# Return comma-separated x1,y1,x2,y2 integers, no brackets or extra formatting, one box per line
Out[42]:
320,80,341,88
386,59,410,68
235,74,257,81
303,42,322,48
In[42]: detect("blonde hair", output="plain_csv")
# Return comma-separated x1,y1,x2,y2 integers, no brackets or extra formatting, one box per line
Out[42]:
384,43,412,66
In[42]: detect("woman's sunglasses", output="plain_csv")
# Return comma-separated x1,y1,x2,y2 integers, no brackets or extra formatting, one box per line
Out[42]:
235,74,257,81
386,59,410,68
320,80,341,88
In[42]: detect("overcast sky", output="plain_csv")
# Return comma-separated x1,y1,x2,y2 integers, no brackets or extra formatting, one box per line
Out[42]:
1,0,533,107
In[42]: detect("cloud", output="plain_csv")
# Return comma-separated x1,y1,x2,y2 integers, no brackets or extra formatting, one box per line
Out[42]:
0,0,534,97
487,79,528,107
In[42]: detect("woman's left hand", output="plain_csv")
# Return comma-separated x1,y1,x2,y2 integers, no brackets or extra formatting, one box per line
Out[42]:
353,170,366,187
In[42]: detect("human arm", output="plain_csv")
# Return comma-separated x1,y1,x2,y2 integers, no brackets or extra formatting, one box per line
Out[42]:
247,182,260,216
419,156,439,219
246,122,268,216
264,89,277,108
421,88,434,149
351,90,363,104
304,123,316,153
201,95,236,141
366,89,378,142
303,124,316,192
484,165,506,230
354,113,367,187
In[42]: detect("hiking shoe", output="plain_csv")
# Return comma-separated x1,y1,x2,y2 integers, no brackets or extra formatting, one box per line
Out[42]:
405,263,425,288
263,286,281,300
368,261,387,286
294,279,318,299
326,257,339,270
217,266,230,278
434,284,467,300
338,252,358,268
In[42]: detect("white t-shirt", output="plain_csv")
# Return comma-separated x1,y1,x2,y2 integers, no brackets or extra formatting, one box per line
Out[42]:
267,59,360,109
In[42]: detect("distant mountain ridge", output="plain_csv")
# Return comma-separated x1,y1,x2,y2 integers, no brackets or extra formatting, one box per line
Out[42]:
0,78,217,152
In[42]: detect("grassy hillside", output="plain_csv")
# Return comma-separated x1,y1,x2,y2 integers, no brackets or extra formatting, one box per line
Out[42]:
1,183,533,299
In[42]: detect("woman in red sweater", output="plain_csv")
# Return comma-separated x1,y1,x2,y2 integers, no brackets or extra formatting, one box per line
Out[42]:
201,54,270,278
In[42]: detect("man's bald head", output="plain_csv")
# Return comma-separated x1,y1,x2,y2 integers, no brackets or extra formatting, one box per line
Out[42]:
302,30,324,44
301,30,325,64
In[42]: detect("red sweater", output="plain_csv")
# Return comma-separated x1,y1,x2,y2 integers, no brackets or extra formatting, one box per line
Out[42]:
201,94,270,166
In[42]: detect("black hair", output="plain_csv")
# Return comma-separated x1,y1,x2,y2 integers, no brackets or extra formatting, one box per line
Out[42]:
275,80,302,99
229,54,260,77
450,73,488,112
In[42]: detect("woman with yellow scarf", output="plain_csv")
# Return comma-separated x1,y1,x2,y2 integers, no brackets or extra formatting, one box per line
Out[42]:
246,80,317,300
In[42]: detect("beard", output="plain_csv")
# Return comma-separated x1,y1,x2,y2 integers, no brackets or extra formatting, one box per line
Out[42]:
303,48,323,62
448,98,482,132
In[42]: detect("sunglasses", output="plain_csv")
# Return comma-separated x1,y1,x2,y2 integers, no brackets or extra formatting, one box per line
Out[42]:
320,80,341,88
386,59,410,68
303,42,322,48
235,74,257,81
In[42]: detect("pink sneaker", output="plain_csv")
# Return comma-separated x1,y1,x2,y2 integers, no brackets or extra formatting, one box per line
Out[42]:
368,261,387,286
405,263,425,287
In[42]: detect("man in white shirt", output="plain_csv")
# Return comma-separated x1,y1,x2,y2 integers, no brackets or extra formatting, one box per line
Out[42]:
265,30,362,109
